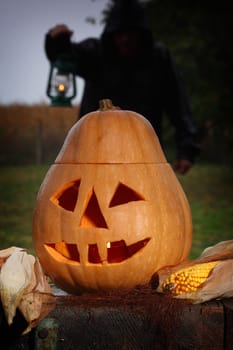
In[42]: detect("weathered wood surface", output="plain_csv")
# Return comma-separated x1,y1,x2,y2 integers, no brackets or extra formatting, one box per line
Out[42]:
1,287,233,349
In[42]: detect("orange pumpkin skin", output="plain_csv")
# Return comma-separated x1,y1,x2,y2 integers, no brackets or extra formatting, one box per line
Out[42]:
33,100,192,293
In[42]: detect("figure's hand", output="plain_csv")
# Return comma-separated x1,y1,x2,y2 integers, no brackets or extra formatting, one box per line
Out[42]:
172,159,192,175
48,24,73,38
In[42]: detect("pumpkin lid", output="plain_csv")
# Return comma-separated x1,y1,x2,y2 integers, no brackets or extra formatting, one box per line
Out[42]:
55,99,167,164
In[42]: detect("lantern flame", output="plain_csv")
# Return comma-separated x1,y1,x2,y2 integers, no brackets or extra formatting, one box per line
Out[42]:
58,84,66,92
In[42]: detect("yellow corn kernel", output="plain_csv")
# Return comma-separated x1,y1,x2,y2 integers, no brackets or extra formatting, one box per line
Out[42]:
162,260,220,295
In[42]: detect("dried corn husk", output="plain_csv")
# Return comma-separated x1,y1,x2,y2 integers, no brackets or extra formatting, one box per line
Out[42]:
156,240,233,303
0,247,55,334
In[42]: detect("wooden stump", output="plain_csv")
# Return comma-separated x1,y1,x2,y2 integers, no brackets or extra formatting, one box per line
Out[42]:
1,287,232,349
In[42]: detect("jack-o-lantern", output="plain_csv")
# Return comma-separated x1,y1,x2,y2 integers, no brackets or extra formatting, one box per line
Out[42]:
33,99,192,293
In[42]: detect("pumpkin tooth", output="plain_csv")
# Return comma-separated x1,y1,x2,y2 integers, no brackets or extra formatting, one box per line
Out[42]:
78,241,89,264
97,241,108,263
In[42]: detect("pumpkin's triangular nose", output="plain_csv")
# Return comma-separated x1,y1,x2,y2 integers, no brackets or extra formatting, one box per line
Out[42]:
79,188,108,228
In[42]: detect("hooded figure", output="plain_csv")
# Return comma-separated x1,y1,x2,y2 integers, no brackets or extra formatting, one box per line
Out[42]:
45,0,199,174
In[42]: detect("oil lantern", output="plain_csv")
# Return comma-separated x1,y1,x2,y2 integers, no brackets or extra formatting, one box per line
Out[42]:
46,55,77,107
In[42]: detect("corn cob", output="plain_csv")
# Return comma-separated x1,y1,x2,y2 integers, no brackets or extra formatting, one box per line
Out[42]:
162,260,220,295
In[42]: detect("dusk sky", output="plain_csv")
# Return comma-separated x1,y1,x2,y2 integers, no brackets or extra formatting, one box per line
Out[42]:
0,0,109,105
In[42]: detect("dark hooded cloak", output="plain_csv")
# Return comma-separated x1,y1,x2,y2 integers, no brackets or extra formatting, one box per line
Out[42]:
45,0,199,162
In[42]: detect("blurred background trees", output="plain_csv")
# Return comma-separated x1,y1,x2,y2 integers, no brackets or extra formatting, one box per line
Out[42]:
144,0,233,163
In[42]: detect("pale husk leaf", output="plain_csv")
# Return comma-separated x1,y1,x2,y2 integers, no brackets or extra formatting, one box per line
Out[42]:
0,247,55,334
18,258,55,334
0,249,35,324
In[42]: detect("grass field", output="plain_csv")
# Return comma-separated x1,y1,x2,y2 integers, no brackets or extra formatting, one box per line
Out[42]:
0,163,232,260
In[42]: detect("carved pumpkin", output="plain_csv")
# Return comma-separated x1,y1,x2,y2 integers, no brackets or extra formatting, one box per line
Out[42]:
33,99,192,293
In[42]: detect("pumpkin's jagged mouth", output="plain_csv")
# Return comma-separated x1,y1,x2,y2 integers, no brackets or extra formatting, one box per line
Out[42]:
44,238,150,264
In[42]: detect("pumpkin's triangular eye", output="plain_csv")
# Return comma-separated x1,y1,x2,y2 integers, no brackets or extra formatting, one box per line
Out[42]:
80,188,108,228
50,180,80,212
109,182,145,207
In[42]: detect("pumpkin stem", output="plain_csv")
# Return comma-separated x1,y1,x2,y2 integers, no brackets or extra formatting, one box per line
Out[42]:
99,99,120,111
